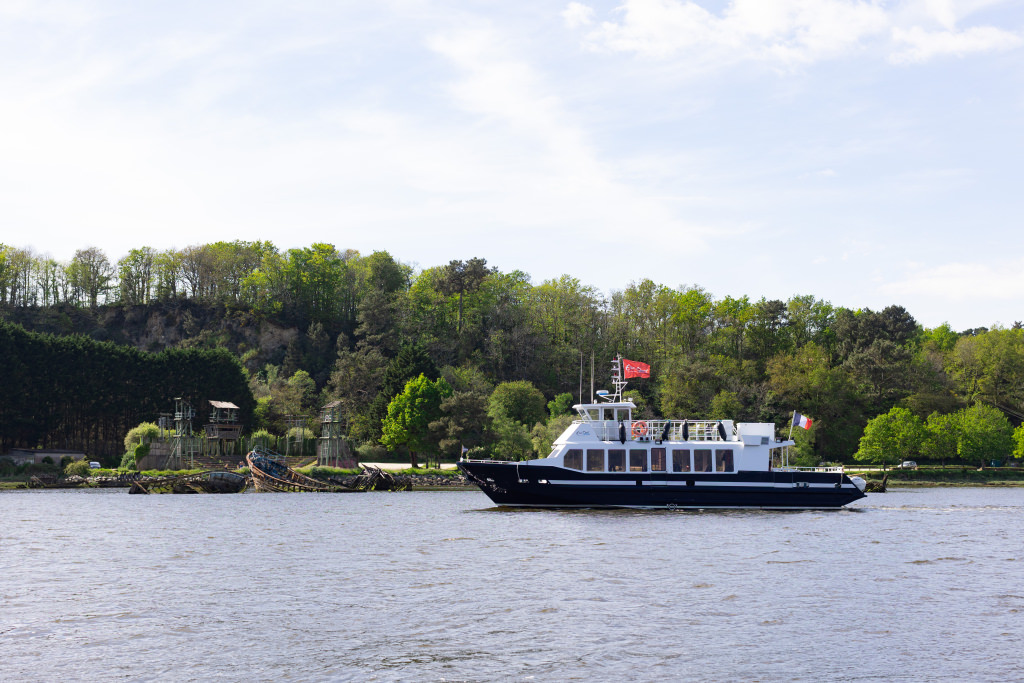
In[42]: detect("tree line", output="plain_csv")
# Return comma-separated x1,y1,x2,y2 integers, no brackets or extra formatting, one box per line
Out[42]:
0,320,253,457
3,240,1023,465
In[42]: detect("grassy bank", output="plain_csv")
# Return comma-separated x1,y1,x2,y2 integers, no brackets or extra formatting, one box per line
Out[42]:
853,467,1024,487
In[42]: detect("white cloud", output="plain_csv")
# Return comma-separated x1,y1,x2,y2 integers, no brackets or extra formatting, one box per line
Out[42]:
568,0,1020,66
423,25,712,249
880,260,1024,303
890,25,1022,63
562,2,595,29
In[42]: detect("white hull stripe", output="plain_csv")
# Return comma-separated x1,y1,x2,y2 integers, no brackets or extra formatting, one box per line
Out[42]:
546,479,856,489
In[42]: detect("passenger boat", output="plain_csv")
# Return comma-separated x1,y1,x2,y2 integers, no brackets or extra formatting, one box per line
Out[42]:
458,356,867,509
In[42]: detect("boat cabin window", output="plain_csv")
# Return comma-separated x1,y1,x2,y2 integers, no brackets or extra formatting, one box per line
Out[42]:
564,449,583,470
615,408,631,422
672,449,690,472
586,449,604,472
716,449,734,472
651,448,666,472
580,408,599,421
629,449,647,472
694,449,712,472
608,449,626,472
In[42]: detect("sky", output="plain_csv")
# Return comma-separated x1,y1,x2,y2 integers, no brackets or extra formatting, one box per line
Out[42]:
1,0,1022,331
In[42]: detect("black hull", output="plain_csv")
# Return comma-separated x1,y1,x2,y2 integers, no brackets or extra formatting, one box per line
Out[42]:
458,461,866,509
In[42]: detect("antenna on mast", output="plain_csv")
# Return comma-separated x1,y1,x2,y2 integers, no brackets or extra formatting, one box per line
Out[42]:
600,354,628,402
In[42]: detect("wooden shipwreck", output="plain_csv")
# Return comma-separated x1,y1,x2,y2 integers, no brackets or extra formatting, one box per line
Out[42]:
128,470,248,494
245,448,409,492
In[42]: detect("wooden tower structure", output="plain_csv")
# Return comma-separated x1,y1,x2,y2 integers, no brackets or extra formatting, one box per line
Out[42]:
318,400,350,467
170,397,199,470
206,400,242,458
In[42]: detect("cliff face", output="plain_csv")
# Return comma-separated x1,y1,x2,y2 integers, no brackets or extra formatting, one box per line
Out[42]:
1,301,298,370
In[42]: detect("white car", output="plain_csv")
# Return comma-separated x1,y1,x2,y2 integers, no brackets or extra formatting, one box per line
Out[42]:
896,460,918,469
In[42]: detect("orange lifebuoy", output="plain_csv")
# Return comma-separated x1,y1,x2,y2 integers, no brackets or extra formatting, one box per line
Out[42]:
631,421,648,439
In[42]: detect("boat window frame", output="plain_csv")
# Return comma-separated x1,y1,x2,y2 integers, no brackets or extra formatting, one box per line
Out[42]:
586,449,605,472
564,448,583,470
715,449,734,472
651,447,666,472
608,449,626,472
629,449,647,472
672,449,690,472
693,448,712,473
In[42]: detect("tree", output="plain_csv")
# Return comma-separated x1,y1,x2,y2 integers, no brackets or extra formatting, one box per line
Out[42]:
436,258,493,336
67,247,114,308
709,390,742,419
365,342,439,441
489,380,546,428
547,392,575,418
957,403,1013,466
118,247,156,305
922,411,960,462
430,390,491,458
380,375,452,468
854,407,925,469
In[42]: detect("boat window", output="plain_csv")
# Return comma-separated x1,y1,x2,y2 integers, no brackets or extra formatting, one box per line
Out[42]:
716,449,734,472
564,449,583,470
672,449,690,472
629,449,647,472
608,449,626,472
615,408,631,422
651,448,666,472
693,449,712,472
584,408,599,421
586,449,605,472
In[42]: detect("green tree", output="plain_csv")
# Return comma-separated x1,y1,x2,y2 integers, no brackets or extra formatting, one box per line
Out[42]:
547,392,575,418
117,247,156,305
381,375,452,468
709,390,742,419
430,390,491,459
436,257,493,336
923,411,960,462
957,403,1013,466
489,380,546,428
67,246,114,308
854,406,925,469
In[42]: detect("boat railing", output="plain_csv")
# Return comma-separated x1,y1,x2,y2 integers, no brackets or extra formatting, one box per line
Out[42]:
578,419,735,443
774,466,845,473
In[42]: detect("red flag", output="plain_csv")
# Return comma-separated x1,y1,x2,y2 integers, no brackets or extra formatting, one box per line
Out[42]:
623,358,650,378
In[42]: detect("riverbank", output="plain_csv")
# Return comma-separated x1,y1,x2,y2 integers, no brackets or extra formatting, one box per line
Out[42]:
853,467,1024,488
0,468,471,491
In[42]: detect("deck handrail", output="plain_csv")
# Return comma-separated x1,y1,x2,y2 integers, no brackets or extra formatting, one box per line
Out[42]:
573,418,737,442
773,466,845,473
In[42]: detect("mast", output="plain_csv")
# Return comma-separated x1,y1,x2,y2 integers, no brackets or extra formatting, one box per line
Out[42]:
601,354,628,402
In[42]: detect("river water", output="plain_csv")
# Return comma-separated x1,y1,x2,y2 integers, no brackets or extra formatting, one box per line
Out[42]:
2,487,1022,682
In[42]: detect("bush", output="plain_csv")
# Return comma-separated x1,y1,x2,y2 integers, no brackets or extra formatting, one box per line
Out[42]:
64,459,92,478
120,442,148,471
356,443,388,461
124,422,160,452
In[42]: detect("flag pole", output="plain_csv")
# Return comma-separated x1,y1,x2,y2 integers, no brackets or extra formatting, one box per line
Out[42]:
788,410,796,439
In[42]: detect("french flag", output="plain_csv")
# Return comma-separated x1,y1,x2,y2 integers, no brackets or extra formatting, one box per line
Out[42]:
792,412,813,429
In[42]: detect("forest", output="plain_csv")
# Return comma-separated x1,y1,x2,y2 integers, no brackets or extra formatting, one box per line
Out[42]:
2,240,1024,465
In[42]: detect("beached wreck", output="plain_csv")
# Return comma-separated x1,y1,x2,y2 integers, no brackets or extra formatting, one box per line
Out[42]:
128,470,248,494
245,448,410,492
246,449,356,492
